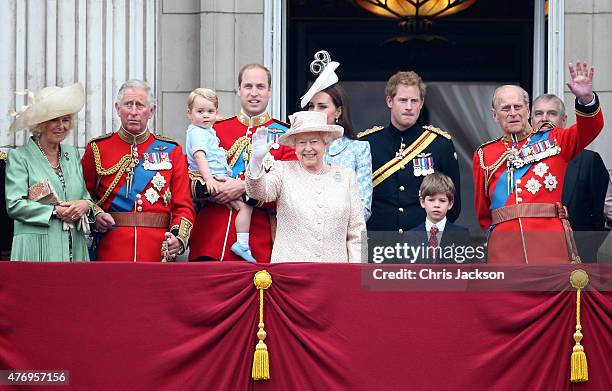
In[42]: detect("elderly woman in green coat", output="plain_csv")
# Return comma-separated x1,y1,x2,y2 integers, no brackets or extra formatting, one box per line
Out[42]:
6,83,93,261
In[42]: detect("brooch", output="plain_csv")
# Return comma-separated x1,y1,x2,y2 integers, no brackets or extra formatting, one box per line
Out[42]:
145,187,160,204
543,173,558,191
525,177,542,194
151,172,167,191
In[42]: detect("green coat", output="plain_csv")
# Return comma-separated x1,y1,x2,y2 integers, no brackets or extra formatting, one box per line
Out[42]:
5,138,92,261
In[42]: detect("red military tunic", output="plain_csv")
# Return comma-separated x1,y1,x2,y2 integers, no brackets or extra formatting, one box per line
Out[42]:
473,97,604,264
188,111,296,262
82,129,195,262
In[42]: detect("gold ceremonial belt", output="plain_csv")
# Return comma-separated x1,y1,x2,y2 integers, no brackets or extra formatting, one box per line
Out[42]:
110,212,170,228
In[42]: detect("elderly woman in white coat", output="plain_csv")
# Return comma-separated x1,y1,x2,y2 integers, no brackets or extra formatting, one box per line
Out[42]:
246,110,366,263
301,50,373,221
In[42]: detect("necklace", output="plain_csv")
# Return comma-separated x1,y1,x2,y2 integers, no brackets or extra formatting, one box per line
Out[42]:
36,140,61,170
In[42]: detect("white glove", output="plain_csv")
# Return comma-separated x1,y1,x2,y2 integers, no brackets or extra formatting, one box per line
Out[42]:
249,126,272,176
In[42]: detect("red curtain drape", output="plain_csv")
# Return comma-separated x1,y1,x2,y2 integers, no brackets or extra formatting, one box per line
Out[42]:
1,263,610,390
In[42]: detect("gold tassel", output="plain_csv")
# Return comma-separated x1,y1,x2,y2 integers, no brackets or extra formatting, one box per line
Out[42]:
569,270,589,383
252,270,272,381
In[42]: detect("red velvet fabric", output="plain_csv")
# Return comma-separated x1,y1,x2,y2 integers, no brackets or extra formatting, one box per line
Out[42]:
1,263,610,390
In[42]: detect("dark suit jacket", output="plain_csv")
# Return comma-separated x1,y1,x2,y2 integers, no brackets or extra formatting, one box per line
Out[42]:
407,221,474,264
562,149,609,262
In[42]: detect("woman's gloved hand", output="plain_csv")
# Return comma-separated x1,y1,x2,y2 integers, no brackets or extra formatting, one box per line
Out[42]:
249,126,273,176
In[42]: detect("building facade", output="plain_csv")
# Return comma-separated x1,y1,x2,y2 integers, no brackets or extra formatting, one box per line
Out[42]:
1,0,610,167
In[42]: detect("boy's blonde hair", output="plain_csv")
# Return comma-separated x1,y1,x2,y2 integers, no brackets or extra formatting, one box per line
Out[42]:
187,88,218,110
419,172,455,202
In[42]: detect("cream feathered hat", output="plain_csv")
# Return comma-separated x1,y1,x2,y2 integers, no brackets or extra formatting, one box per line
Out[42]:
9,83,85,132
299,50,340,109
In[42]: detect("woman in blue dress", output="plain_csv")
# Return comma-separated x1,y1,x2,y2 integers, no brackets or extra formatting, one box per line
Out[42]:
300,51,373,221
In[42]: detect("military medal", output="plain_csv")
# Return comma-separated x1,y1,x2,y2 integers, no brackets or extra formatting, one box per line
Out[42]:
267,127,283,150
397,140,406,161
525,177,542,194
143,152,172,170
543,173,558,191
151,172,167,191
534,162,549,178
508,139,561,169
145,187,160,204
413,153,433,177
425,156,434,175
413,157,421,176
163,189,172,206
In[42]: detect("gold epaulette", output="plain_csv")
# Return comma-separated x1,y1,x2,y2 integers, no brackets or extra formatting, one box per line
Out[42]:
0,151,6,161
423,125,451,139
153,134,179,145
357,125,384,139
476,136,503,152
88,132,113,144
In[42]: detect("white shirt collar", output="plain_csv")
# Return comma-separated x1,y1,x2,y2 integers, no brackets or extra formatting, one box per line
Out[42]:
425,216,447,233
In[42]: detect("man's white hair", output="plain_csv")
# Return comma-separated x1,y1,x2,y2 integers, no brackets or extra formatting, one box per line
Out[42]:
116,79,156,106
491,85,530,109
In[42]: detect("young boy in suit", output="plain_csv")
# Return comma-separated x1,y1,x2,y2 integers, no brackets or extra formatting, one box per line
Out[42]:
408,172,471,263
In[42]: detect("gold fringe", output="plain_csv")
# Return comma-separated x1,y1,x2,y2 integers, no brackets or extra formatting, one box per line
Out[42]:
252,270,272,381
569,270,589,383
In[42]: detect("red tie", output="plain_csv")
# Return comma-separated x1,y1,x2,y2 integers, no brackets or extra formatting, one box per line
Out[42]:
428,225,439,261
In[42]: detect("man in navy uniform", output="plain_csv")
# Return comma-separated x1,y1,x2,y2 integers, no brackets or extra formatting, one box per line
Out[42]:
359,71,461,233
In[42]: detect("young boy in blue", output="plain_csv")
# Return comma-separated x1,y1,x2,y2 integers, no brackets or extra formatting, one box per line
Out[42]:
185,88,256,262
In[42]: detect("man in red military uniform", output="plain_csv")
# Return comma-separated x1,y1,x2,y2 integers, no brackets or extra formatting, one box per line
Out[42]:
189,64,295,262
473,61,604,264
82,79,194,262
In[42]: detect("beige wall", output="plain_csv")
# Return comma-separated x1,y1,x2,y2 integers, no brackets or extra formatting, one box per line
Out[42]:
158,0,265,147
565,0,612,168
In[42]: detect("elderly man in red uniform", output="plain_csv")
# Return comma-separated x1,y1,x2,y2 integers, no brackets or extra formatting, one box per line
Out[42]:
473,61,604,264
82,79,194,262
189,64,295,262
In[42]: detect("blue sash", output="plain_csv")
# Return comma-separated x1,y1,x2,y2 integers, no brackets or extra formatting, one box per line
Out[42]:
231,147,248,178
490,130,550,211
109,139,176,212
230,121,288,178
